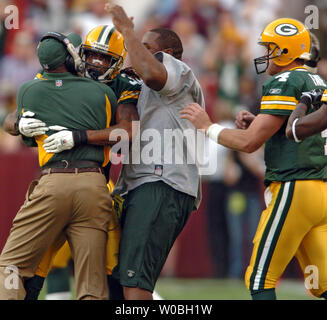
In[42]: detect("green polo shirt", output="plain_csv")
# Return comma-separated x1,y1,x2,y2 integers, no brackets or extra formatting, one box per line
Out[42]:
17,72,117,167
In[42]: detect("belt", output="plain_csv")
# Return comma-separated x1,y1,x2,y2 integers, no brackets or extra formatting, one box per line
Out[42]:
40,160,104,176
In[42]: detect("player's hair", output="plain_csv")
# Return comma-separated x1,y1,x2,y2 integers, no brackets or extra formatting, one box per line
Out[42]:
149,28,183,60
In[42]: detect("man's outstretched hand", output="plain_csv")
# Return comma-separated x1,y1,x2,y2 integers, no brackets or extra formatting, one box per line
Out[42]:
105,2,134,34
180,103,212,132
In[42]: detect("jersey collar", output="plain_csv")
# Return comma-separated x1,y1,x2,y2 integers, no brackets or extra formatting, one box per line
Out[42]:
43,72,76,79
289,66,308,72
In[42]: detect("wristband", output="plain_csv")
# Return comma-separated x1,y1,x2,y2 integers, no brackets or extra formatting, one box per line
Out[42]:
299,95,312,109
292,118,302,143
72,130,88,146
206,123,225,143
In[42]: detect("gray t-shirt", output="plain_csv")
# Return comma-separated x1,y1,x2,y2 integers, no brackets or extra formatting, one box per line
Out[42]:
115,52,205,209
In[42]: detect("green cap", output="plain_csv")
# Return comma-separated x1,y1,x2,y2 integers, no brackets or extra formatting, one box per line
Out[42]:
37,32,82,70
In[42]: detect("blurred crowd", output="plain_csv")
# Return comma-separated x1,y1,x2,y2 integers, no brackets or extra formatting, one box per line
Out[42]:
1,0,327,279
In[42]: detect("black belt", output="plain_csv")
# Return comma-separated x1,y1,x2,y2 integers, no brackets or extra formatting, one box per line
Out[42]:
40,160,104,176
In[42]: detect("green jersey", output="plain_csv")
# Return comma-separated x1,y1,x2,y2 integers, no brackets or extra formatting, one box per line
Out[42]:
17,72,117,167
260,66,327,185
35,70,141,105
109,72,141,105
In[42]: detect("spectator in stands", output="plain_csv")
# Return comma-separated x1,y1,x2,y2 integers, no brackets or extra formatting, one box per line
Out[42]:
0,30,40,102
202,101,234,278
0,30,39,152
154,0,178,19
171,16,207,77
165,0,209,38
203,11,246,110
71,0,113,40
225,149,264,279
25,0,69,38
0,1,8,61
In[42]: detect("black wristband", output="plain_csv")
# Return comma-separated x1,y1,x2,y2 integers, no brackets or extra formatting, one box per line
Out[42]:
299,95,312,109
72,130,88,147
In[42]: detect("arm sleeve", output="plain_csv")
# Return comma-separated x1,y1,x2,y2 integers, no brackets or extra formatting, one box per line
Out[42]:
17,85,38,147
260,78,301,116
156,52,194,97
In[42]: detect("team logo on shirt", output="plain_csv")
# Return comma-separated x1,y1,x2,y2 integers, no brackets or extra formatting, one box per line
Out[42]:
56,80,63,87
269,88,282,94
127,270,135,278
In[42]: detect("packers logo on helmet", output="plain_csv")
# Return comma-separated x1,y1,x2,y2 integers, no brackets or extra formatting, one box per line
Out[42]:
254,18,311,74
80,25,127,82
275,23,299,36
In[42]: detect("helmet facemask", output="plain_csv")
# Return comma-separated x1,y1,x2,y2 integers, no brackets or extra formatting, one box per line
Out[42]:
254,42,285,74
80,45,123,82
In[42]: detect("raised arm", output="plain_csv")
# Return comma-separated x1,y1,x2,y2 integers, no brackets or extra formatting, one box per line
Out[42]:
105,4,167,91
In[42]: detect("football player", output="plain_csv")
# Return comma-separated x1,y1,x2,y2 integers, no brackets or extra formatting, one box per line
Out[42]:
285,33,327,142
3,26,140,300
181,18,327,300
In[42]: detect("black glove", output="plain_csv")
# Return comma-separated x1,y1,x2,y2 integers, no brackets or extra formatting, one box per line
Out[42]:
299,89,323,109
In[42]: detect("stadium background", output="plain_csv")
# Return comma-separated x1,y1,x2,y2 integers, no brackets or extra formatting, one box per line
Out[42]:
0,0,327,299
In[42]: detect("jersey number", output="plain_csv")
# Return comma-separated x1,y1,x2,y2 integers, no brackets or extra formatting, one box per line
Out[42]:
275,72,290,82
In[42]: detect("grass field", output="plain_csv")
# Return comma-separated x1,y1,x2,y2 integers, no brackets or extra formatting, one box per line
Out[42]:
155,278,318,300
39,278,319,300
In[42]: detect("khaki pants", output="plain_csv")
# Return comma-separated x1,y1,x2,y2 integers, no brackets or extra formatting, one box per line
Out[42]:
0,171,111,300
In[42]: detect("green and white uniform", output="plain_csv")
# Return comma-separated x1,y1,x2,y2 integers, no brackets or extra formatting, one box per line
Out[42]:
109,72,141,105
245,66,327,298
260,66,327,185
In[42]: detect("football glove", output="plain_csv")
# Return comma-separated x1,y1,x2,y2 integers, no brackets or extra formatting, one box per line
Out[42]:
299,89,323,109
18,111,48,137
43,126,87,153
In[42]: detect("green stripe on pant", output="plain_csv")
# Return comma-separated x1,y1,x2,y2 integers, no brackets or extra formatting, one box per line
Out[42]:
250,181,295,290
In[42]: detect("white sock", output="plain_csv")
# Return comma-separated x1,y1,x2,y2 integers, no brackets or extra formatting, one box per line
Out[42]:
153,290,164,300
45,292,71,300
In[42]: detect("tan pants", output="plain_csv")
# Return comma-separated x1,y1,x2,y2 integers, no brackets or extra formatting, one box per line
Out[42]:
0,171,111,300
